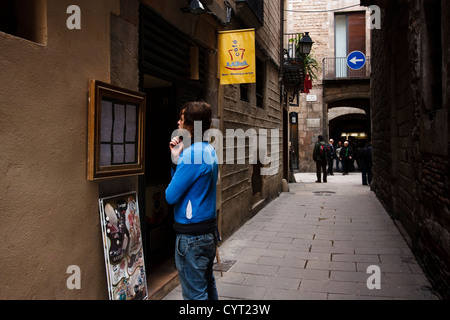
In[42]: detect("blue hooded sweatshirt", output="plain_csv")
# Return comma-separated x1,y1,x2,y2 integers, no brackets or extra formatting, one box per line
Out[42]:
165,142,219,233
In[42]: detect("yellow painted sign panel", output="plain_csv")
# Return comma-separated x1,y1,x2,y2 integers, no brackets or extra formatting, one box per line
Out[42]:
218,29,256,85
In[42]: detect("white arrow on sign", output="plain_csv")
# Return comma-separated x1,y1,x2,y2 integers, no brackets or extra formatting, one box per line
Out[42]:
350,57,364,65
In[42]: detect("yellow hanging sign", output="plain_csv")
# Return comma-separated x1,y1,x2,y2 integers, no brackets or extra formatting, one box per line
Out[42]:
218,29,256,85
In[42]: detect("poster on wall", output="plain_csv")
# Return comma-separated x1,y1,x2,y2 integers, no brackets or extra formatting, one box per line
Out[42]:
99,192,148,300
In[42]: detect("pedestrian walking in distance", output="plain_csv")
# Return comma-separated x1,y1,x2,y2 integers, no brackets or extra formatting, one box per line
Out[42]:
339,140,353,175
327,139,336,176
335,140,343,172
360,141,373,185
313,135,328,183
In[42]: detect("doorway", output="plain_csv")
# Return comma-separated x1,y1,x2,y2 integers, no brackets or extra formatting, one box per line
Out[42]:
142,75,207,298
139,4,208,298
142,75,178,298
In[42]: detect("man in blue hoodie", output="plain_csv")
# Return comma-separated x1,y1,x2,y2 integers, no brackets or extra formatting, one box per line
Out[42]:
165,101,219,300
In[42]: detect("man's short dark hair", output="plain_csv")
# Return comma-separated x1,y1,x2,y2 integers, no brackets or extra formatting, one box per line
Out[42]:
180,101,212,136
318,135,324,141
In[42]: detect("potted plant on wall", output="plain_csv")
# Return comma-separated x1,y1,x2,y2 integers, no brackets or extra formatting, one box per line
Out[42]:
301,49,319,81
300,50,319,93
283,33,319,91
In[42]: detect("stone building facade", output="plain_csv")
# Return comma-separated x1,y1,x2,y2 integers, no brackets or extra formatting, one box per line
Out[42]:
219,0,284,240
361,0,450,299
0,0,284,299
284,0,371,171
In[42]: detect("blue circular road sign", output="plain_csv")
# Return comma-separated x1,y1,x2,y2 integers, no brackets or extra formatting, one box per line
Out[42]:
346,51,366,70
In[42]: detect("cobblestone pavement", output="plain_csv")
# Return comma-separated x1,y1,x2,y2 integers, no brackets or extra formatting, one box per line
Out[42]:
163,172,439,300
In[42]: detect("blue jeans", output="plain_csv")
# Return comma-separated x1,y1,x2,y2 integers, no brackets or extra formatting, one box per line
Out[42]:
175,233,218,300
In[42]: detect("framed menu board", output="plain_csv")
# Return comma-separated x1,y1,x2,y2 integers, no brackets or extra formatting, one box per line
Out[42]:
88,80,146,180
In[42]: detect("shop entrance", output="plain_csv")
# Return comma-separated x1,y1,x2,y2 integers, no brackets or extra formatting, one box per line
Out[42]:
142,75,206,298
139,4,207,298
142,75,177,298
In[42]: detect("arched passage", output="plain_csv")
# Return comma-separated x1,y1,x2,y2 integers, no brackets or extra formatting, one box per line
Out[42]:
328,98,370,114
329,112,368,143
326,97,371,143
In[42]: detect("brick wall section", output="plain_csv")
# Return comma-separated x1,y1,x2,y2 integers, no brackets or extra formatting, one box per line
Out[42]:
370,0,450,299
256,0,281,67
285,0,327,171
286,0,329,68
286,0,371,171
220,1,283,239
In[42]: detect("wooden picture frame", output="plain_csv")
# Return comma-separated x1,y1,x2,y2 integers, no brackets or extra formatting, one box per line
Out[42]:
88,80,146,180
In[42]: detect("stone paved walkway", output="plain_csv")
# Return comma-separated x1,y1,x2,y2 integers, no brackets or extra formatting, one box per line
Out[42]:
163,172,439,300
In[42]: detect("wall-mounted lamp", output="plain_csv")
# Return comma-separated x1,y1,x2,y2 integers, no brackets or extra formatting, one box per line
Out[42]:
181,0,232,26
290,112,298,124
189,0,206,15
181,0,206,14
298,32,314,55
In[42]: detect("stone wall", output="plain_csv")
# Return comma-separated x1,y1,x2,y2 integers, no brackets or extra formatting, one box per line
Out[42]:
0,0,284,299
369,0,450,299
0,0,118,299
221,1,283,239
138,0,284,241
285,0,328,171
285,0,371,171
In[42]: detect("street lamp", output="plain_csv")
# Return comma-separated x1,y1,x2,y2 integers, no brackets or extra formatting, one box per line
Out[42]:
298,32,314,55
189,0,206,15
181,0,206,15
181,0,232,26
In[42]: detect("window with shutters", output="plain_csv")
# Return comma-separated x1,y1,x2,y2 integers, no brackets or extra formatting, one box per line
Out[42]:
334,11,366,78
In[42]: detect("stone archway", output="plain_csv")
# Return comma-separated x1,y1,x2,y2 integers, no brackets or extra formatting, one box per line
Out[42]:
329,112,369,142
322,78,371,140
325,97,371,143
323,79,371,107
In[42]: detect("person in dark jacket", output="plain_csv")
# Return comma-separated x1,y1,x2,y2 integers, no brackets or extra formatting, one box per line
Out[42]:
339,140,353,175
360,141,373,185
327,139,336,176
313,135,328,183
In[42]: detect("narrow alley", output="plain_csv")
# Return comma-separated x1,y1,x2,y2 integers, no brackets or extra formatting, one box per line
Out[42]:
164,173,438,300
1,0,448,302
